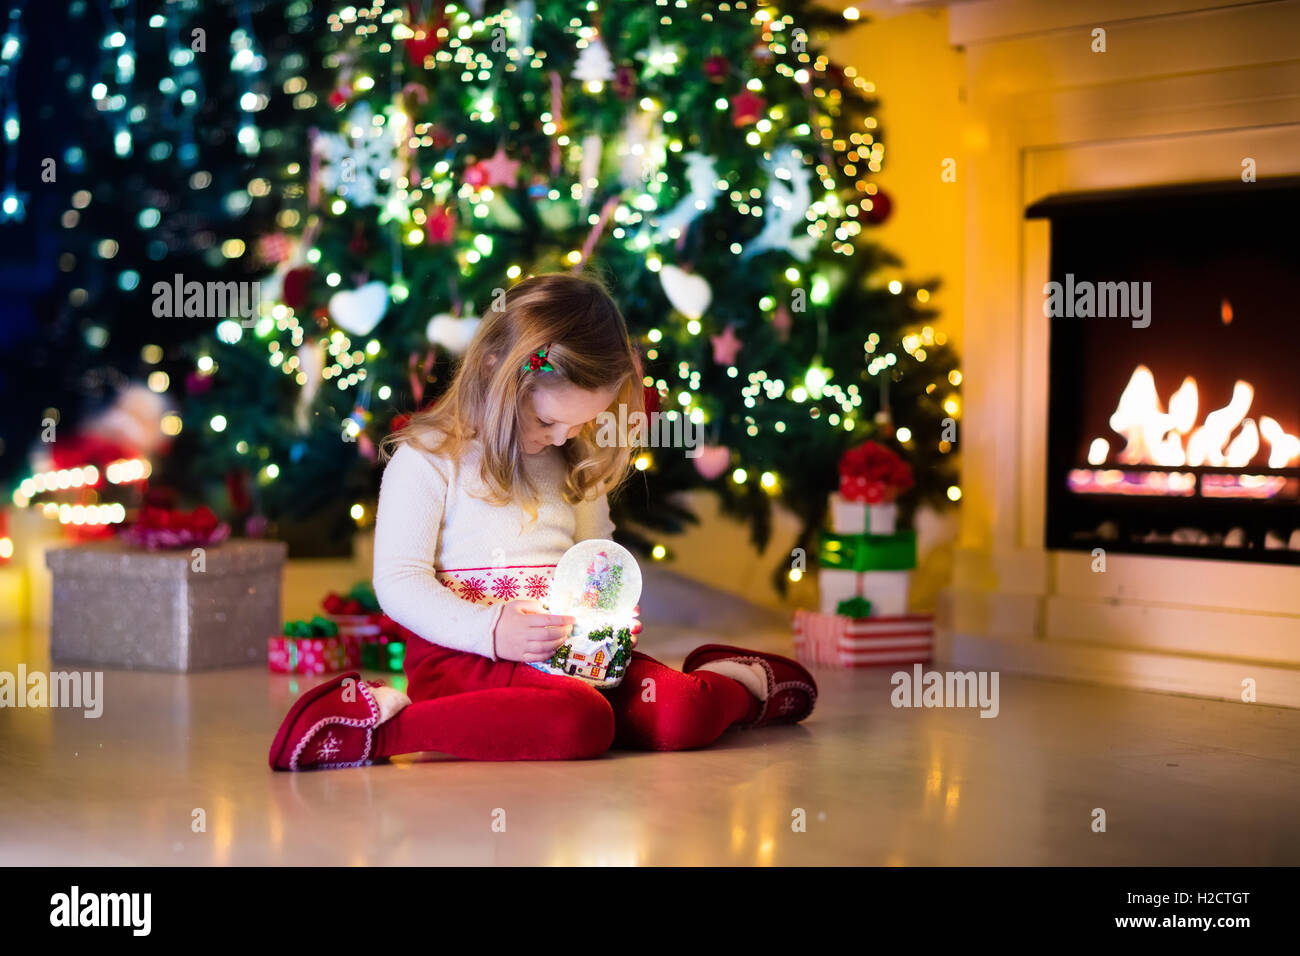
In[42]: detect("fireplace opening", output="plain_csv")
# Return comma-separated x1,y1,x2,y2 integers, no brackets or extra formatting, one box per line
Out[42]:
1031,178,1300,564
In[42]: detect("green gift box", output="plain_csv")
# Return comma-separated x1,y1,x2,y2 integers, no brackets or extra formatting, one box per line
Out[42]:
818,529,916,572
362,639,405,672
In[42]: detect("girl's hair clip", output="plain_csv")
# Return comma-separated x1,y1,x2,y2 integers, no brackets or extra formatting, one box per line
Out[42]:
522,345,554,374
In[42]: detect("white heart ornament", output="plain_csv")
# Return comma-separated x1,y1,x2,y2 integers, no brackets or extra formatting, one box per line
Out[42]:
426,313,481,355
328,281,389,336
660,264,711,320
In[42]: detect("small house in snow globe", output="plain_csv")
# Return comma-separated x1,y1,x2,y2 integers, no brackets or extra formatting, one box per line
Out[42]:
529,539,641,689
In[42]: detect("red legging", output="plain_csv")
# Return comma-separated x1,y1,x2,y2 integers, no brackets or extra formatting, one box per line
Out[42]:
373,636,758,760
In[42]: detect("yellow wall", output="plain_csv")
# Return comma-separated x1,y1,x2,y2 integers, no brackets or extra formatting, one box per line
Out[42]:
823,2,966,348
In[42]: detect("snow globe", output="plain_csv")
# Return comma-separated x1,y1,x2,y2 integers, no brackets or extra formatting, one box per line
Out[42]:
529,539,641,689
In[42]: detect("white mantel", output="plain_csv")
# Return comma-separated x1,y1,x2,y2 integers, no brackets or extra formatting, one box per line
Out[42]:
935,0,1300,706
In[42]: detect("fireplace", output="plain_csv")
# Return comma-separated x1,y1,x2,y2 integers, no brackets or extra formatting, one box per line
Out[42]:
936,0,1300,708
1032,179,1300,565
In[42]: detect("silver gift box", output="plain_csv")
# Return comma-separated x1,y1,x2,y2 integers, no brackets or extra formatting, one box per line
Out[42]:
45,539,287,671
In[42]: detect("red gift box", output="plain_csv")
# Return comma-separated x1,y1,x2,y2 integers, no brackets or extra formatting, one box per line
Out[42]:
793,609,933,668
268,634,362,674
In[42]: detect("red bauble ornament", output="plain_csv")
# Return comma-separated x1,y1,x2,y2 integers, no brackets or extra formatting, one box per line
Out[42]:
348,223,369,256
390,397,439,433
429,125,453,149
704,55,730,82
281,266,315,312
862,189,893,225
613,64,637,100
186,370,213,396
642,384,661,416
462,161,490,189
225,468,253,513
328,88,349,110
426,204,456,244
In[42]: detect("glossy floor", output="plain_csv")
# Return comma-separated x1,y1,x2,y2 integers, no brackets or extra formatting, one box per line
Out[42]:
2,623,1298,865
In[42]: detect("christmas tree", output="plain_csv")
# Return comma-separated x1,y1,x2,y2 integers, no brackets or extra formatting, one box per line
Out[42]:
177,0,961,583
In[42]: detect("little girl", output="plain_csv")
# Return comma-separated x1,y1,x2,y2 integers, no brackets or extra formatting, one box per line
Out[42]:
268,272,817,771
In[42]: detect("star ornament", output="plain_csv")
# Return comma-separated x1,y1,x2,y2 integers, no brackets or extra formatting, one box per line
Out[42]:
377,189,412,225
480,145,522,189
730,90,767,127
711,324,743,365
636,38,681,79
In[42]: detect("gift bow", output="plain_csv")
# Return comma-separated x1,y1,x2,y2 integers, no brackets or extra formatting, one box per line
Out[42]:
838,441,914,503
836,596,874,618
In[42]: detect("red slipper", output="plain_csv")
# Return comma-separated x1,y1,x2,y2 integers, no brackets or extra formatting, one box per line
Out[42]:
268,671,383,771
682,644,818,729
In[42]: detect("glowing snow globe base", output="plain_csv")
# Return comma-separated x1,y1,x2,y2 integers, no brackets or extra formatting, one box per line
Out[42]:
528,539,642,689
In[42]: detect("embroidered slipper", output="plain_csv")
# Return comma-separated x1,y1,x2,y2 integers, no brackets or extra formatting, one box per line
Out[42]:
682,644,818,729
268,671,383,771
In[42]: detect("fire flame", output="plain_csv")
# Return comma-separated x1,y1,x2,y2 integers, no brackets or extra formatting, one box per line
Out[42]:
1099,365,1299,469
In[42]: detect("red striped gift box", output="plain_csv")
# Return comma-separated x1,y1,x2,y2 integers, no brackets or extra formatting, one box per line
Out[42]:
793,609,933,668
268,634,362,674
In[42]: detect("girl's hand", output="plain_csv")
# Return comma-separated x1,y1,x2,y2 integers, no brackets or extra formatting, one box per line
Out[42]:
630,604,641,649
493,599,575,663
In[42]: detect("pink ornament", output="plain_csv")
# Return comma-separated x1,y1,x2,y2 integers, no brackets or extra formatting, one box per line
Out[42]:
479,145,521,188
710,324,743,365
693,445,731,480
257,233,292,265
772,304,792,342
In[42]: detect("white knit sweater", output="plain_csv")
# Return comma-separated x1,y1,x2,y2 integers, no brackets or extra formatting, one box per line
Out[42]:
372,437,616,661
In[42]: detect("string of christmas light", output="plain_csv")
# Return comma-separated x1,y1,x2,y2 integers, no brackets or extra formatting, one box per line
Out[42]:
160,1,203,167
0,1,28,221
11,458,153,509
231,0,268,157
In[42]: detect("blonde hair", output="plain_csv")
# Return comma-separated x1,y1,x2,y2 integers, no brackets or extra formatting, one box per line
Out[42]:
380,272,644,517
